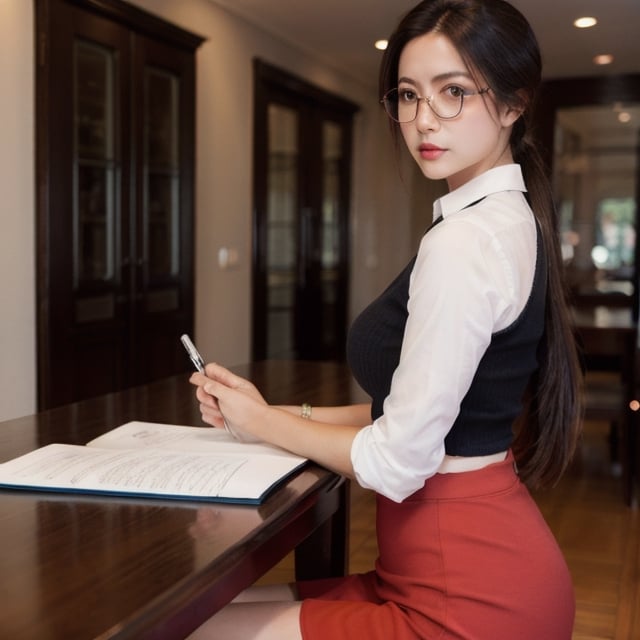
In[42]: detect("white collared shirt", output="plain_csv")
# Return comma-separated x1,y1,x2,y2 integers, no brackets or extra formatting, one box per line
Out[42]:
350,164,537,502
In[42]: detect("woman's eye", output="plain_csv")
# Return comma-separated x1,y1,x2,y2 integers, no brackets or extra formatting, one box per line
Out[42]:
399,89,417,102
444,85,465,98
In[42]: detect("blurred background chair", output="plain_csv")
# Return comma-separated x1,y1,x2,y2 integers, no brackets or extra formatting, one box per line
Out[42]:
572,304,638,505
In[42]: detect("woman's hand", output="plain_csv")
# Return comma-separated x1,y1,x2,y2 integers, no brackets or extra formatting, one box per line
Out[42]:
189,363,267,442
191,362,363,477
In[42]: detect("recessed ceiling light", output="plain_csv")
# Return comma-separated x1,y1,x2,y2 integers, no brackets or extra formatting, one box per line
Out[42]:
593,54,614,65
374,39,388,51
618,112,632,124
574,16,597,28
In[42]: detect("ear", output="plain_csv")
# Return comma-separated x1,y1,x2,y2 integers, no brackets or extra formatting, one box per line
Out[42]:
500,105,523,128
500,89,528,127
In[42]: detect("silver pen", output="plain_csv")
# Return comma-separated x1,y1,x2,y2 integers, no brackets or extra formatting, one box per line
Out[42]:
180,333,205,373
180,334,238,439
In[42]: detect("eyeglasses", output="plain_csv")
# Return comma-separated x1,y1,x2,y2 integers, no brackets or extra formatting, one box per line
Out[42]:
381,86,491,123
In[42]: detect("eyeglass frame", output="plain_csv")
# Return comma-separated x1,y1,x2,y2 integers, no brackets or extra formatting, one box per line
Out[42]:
380,86,491,123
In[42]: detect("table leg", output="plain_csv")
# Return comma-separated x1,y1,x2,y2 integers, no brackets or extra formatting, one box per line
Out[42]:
294,478,350,580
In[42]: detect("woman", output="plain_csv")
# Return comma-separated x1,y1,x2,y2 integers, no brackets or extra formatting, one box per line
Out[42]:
188,1,582,638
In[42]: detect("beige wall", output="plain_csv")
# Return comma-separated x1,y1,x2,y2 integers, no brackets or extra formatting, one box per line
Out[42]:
0,0,36,422
0,0,432,422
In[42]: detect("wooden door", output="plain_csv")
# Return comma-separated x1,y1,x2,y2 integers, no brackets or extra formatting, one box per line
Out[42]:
130,34,198,384
252,61,358,361
35,0,203,409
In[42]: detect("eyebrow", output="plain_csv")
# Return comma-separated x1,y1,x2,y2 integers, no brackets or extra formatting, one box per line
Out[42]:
398,71,473,85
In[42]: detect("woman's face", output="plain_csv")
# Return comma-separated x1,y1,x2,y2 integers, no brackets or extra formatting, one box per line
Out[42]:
397,32,520,191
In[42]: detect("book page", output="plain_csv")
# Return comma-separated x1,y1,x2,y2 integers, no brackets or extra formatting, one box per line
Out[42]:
0,444,306,502
87,421,305,461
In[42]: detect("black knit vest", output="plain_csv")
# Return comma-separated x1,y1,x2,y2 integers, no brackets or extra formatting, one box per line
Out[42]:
346,219,546,456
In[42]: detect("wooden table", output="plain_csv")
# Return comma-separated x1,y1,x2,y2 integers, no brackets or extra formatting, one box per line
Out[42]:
0,360,361,639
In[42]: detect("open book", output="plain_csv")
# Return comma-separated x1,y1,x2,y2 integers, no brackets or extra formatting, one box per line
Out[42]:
0,422,308,504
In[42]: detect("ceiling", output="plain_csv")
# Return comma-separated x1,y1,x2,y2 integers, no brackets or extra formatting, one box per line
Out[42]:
557,104,640,150
207,0,640,86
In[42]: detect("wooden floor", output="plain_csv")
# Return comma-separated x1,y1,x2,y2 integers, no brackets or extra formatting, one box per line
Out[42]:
259,419,639,639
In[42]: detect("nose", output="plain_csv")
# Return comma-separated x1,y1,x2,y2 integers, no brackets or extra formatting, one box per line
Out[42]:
415,97,439,131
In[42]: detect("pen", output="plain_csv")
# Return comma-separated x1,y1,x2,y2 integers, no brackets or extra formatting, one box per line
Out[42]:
180,334,205,373
180,334,240,440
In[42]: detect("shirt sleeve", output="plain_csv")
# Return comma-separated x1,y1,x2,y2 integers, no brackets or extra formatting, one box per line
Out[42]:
350,215,519,502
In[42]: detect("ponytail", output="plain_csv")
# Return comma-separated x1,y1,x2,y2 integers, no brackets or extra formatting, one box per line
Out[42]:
511,121,583,487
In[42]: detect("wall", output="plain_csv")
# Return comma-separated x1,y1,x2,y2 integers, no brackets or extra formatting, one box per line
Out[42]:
0,0,36,422
0,0,419,422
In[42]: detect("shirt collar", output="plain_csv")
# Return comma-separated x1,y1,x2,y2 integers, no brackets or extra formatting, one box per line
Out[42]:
432,164,527,221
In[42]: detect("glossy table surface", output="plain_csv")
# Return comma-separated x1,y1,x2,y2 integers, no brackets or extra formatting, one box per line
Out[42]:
0,360,359,639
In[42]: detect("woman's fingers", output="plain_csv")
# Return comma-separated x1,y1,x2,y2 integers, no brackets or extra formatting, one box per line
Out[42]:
198,396,225,429
194,384,213,406
189,372,227,428
203,362,244,387
189,365,264,441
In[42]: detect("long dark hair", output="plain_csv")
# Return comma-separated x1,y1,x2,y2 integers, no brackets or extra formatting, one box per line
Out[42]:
380,0,583,487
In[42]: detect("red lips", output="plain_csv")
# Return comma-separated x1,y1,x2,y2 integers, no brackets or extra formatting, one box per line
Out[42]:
419,143,445,160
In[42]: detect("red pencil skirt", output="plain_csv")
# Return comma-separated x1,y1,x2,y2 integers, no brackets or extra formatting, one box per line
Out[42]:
297,452,574,639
